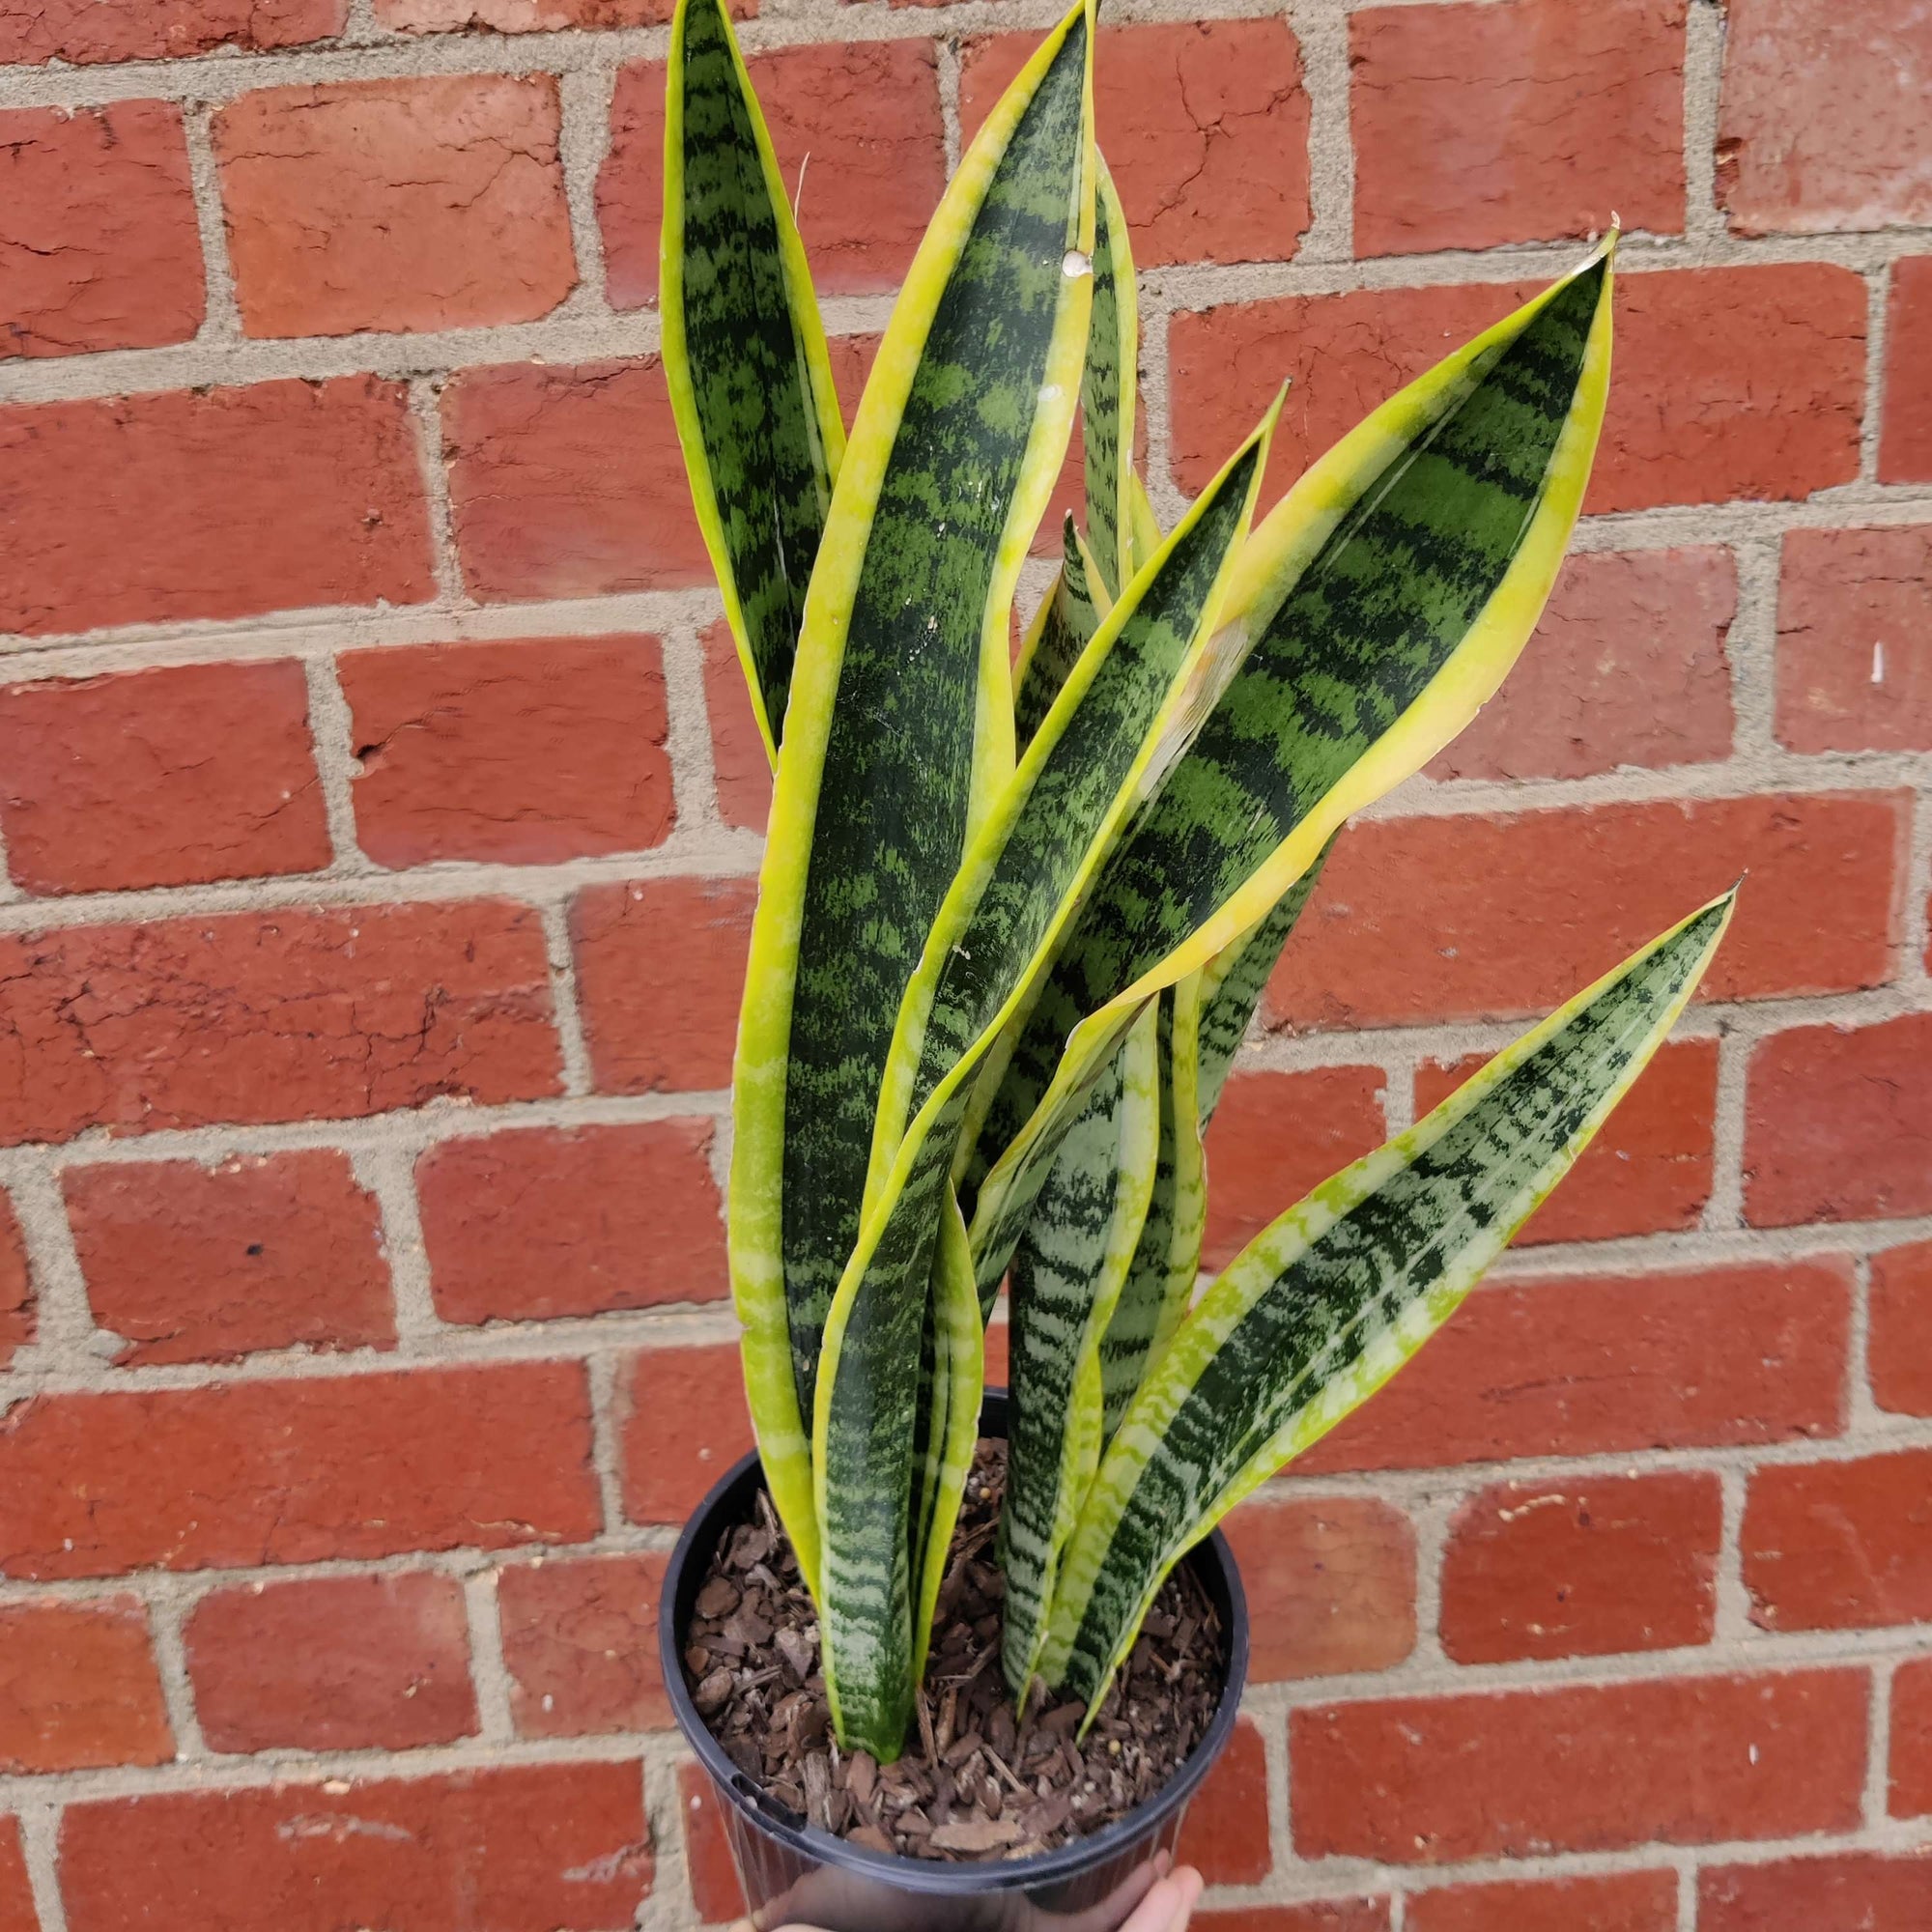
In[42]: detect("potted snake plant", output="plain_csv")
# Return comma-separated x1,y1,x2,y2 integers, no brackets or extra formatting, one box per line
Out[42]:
655,1,1734,1924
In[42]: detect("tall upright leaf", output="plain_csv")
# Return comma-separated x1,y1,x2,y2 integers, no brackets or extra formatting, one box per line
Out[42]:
728,0,1098,1581
662,0,845,757
1043,889,1736,1710
1083,156,1138,600
1014,516,1105,752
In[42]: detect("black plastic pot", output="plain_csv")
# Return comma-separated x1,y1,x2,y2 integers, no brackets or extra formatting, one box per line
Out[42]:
661,1389,1250,1932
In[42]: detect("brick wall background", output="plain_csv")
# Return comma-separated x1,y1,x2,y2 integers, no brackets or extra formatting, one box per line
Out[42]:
0,0,1929,1926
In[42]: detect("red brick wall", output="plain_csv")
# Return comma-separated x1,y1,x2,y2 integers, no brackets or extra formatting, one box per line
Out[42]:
0,0,1929,1926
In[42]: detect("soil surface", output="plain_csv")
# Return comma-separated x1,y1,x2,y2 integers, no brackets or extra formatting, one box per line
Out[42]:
680,1439,1227,1862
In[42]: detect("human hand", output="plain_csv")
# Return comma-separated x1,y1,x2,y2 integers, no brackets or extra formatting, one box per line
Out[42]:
739,1860,1207,1932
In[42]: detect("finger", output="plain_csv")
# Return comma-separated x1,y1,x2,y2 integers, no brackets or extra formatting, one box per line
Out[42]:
1118,1876,1187,1932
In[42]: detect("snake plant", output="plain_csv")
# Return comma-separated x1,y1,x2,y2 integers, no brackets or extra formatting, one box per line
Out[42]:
665,0,1732,1761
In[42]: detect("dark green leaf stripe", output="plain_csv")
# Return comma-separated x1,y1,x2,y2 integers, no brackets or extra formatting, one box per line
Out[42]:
1000,1009,1157,1696
663,0,844,756
812,409,1271,1758
1014,517,1102,752
1043,891,1735,1709
1082,156,1136,599
967,253,1613,1236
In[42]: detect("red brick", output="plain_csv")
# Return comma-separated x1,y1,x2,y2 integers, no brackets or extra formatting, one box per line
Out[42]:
0,900,558,1148
0,1195,30,1369
0,379,432,638
215,77,573,340
0,661,327,895
1293,1668,1865,1861
961,22,1309,269
678,1761,746,1924
1776,525,1932,752
1351,0,1683,256
1872,1239,1932,1416
1197,1909,1388,1932
419,1121,726,1324
602,44,941,303
1172,265,1865,516
0,1362,597,1579
441,358,707,602
59,1763,650,1932
0,1819,31,1932
619,1344,752,1524
0,103,202,359
1891,1657,1932,1817
1177,1717,1268,1886
341,636,672,867
1719,0,1932,233
1744,1448,1932,1632
380,0,681,28
65,1151,391,1367
0,1599,171,1773
1744,1012,1932,1228
1415,1039,1717,1246
1221,1495,1414,1681
1294,1259,1850,1476
702,619,775,832
185,1571,476,1753
1439,1471,1720,1663
1881,258,1932,482
0,0,344,64
1428,548,1735,781
1700,1852,1932,1932
1406,1871,1677,1932
1265,793,1906,1033
1201,1067,1386,1269
572,876,754,1095
498,1550,669,1738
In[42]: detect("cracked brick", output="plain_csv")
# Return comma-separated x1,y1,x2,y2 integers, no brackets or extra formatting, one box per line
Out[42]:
1872,1239,1932,1418
497,1550,671,1737
0,1598,172,1773
1744,1449,1932,1631
214,76,576,339
1406,1872,1678,1932
1881,256,1932,483
0,0,344,65
619,1342,751,1523
0,1193,29,1368
378,0,696,28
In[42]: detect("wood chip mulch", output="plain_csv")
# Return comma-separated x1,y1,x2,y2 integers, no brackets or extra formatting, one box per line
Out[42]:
680,1439,1227,1863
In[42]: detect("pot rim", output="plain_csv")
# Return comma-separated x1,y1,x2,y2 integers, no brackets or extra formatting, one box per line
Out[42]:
658,1387,1250,1897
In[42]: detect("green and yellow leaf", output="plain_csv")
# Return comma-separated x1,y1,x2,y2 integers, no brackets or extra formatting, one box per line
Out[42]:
1014,515,1106,753
1082,156,1138,601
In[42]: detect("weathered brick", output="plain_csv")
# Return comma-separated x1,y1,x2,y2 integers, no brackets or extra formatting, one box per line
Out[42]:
1202,1067,1386,1268
0,1363,598,1579
1872,1239,1932,1416
702,619,775,832
0,660,328,895
185,1572,476,1752
0,0,345,64
379,0,682,34
1177,1717,1268,1885
65,1151,392,1367
1406,1871,1677,1932
961,21,1309,268
619,1344,752,1524
1890,1657,1932,1818
441,359,707,602
1744,1013,1932,1227
1881,257,1932,482
1221,1495,1414,1681
59,1764,651,1932
418,1121,726,1324
1744,1448,1932,1632
0,900,558,1148
1700,1852,1932,1932
1351,0,1684,256
0,1194,31,1368
1265,794,1906,1033
1776,525,1932,752
678,1761,746,1924
1196,1909,1388,1932
1294,1260,1850,1475
1718,0,1932,233
572,876,754,1094
1415,1039,1717,1246
214,77,574,338
0,1818,30,1932
340,636,672,867
0,379,433,637
1439,1471,1720,1663
597,62,667,311
1172,265,1865,515
1293,1669,1866,1861
0,102,203,358
1428,548,1735,781
498,1550,670,1738
0,1599,172,1773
